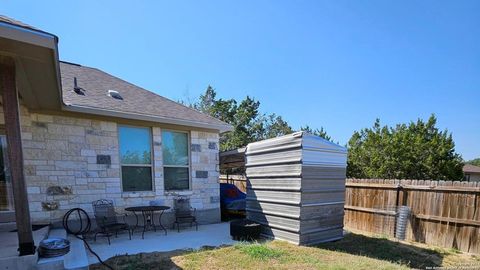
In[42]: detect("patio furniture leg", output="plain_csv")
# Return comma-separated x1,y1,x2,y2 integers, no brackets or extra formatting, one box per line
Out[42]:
142,210,147,239
107,233,111,245
128,229,132,240
150,210,157,232
132,211,139,234
158,210,167,235
195,222,198,231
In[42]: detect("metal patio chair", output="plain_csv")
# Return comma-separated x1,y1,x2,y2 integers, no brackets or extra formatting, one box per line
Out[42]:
92,199,131,245
173,196,198,232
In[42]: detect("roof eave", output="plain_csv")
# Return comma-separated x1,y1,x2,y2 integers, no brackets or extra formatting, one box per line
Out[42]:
62,104,233,133
0,20,58,49
0,20,63,110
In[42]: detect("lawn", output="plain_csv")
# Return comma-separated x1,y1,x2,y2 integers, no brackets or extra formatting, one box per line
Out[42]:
91,232,480,270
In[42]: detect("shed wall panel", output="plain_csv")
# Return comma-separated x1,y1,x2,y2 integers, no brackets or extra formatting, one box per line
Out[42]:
246,201,301,219
245,132,347,245
246,164,302,178
248,178,302,190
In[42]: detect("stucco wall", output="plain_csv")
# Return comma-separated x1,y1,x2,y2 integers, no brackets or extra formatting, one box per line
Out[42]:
0,104,221,225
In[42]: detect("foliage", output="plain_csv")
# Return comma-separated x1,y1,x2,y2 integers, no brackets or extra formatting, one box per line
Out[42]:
466,158,480,167
259,113,294,140
300,125,333,142
347,115,464,180
192,85,330,151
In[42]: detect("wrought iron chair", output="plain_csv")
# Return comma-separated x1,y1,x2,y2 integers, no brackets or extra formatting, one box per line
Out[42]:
173,196,198,232
92,199,131,245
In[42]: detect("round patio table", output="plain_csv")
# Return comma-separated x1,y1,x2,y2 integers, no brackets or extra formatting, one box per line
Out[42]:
125,205,170,239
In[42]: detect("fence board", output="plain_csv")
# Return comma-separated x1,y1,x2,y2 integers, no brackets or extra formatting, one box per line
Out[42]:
345,179,480,254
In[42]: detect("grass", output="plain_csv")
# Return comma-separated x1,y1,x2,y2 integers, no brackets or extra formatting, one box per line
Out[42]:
234,242,284,260
91,232,480,270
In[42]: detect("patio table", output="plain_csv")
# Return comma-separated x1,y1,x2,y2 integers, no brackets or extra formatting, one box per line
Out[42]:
125,205,170,239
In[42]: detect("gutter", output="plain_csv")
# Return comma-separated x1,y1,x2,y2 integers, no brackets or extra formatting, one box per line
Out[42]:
0,21,58,49
62,103,234,133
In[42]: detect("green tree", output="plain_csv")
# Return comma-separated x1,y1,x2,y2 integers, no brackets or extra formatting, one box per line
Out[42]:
192,86,262,151
193,85,335,151
466,158,480,167
300,125,333,142
261,114,293,139
347,115,464,180
194,85,217,115
220,96,264,151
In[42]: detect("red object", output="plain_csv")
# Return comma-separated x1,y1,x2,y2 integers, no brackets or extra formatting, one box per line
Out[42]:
225,188,238,198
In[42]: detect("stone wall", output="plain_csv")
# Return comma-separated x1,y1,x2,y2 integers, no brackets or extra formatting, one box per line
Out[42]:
0,104,221,224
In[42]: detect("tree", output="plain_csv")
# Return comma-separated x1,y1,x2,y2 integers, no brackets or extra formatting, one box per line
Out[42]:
300,125,333,142
261,114,293,139
193,85,217,115
467,158,480,167
347,115,464,180
192,85,335,151
220,96,264,151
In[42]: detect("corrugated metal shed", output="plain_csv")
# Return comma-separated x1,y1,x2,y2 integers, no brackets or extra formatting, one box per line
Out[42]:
245,131,347,245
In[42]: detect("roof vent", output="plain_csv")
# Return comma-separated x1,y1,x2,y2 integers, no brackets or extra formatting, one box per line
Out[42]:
73,77,85,95
108,90,123,100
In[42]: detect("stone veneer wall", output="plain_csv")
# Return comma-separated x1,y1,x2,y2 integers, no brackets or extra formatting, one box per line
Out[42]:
0,104,221,225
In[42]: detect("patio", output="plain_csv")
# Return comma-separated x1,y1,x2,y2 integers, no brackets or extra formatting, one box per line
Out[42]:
0,226,49,269
87,222,236,265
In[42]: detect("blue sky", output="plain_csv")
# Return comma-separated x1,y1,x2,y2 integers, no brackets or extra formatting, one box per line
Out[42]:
3,1,479,160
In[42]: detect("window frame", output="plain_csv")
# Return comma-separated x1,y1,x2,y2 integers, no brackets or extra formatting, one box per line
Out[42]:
118,124,154,192
162,129,191,191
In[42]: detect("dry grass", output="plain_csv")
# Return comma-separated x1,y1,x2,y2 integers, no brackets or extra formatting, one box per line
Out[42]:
91,232,480,270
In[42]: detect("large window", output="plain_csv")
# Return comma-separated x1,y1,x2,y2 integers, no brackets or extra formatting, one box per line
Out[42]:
162,130,190,190
119,126,153,192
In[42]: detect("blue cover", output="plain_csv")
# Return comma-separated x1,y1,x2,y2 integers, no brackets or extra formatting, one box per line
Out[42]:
220,183,246,211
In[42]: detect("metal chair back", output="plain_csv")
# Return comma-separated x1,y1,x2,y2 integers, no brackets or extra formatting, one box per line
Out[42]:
174,196,193,218
92,199,118,228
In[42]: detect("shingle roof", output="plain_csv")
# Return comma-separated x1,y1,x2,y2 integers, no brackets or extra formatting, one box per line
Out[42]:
1,14,230,131
60,61,231,131
0,15,56,37
463,164,480,174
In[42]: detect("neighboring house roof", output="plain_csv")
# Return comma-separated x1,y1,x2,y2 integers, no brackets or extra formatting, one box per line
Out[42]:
463,164,480,174
60,62,231,132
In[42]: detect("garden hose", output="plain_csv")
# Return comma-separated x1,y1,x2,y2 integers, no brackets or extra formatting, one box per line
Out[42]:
63,208,114,270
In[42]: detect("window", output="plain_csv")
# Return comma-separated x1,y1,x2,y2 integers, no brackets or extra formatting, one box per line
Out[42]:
162,130,190,190
119,126,153,192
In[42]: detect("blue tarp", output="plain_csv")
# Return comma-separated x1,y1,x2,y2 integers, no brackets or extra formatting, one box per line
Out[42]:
220,183,246,211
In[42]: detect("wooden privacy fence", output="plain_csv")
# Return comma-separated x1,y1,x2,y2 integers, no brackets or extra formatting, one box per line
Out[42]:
345,179,480,254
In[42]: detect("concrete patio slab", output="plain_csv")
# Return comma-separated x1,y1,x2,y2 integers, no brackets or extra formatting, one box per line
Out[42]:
0,226,49,270
87,222,236,265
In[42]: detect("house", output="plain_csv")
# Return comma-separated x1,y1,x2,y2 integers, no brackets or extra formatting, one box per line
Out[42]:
0,15,231,255
463,164,480,182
